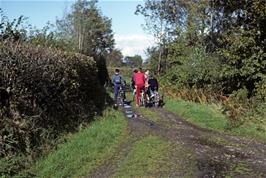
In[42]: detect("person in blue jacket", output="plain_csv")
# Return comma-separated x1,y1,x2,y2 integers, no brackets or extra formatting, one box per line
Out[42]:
112,69,125,106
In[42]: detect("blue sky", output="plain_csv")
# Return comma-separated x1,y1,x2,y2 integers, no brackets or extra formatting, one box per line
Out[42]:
0,0,155,58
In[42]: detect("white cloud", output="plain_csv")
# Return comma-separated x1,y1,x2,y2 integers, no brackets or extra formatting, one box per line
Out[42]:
114,34,155,59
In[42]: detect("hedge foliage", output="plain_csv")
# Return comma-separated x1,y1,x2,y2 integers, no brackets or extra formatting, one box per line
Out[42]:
0,40,107,164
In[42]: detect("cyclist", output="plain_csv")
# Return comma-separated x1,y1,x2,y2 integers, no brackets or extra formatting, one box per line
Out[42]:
147,74,159,99
133,67,145,107
112,68,125,106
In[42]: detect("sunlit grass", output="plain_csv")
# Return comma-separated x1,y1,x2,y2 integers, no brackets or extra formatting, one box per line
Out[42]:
32,109,127,178
165,99,227,131
165,98,266,141
112,135,192,177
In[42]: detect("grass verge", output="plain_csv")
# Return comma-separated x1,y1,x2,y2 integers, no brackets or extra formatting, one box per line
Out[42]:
164,98,266,141
31,109,127,178
165,99,227,131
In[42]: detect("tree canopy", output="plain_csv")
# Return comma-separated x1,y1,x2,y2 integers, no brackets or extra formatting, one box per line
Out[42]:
137,0,266,96
56,0,115,57
124,55,143,68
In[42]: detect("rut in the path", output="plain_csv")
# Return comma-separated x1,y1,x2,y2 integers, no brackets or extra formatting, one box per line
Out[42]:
88,104,266,178
145,108,266,177
87,103,152,178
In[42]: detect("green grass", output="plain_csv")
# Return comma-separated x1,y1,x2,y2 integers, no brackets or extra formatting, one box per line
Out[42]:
226,161,264,178
165,99,227,131
135,106,181,129
229,122,266,141
164,98,266,141
112,136,172,177
32,109,127,178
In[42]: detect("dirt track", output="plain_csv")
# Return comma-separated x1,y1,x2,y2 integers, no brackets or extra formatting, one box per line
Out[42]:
88,105,266,178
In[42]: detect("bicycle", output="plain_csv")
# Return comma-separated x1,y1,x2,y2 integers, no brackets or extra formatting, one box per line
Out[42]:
139,88,146,107
117,86,125,106
147,87,160,107
153,90,160,107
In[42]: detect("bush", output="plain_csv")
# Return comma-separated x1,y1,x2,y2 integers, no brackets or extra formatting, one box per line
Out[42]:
0,40,107,175
0,155,30,177
163,46,222,91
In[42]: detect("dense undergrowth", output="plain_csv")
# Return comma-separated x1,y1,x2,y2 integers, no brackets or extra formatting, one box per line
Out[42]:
139,0,266,136
157,44,266,128
160,82,266,141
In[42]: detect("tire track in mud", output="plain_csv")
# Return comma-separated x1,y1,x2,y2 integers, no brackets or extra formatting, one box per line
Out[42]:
87,103,152,178
147,108,266,177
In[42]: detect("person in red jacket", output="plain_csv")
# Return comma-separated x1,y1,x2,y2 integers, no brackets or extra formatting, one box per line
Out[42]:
133,68,146,107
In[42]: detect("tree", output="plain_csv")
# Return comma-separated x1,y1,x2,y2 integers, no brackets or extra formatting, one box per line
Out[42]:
124,55,143,68
56,0,114,57
56,0,115,85
0,9,27,41
135,0,208,74
105,49,124,67
143,0,266,96
212,0,266,94
135,0,179,73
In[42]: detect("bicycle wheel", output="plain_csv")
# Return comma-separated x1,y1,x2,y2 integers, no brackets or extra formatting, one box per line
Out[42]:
154,92,160,107
119,90,124,106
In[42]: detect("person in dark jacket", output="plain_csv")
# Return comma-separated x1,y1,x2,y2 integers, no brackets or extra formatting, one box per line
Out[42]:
147,74,159,98
112,69,124,106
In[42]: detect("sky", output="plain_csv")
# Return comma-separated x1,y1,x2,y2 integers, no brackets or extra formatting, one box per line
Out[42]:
0,0,155,59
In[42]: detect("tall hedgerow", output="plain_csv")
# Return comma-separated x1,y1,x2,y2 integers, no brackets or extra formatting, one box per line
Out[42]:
0,40,107,176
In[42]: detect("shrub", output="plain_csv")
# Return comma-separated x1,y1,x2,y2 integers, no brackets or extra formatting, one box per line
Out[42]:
163,46,222,91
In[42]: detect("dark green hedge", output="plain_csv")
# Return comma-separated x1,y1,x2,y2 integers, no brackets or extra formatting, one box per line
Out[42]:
0,40,107,161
